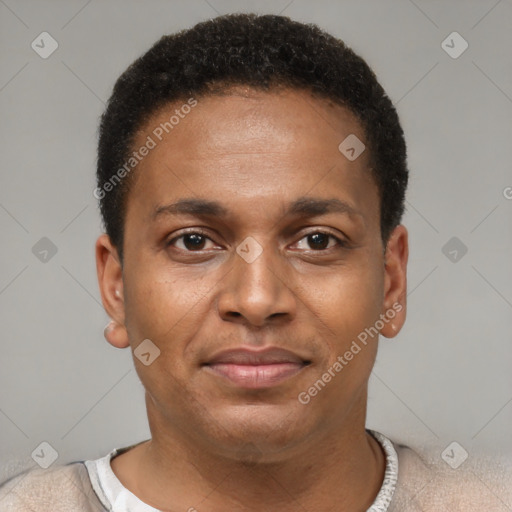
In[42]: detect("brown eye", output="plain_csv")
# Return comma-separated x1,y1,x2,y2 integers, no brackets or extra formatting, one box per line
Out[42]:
294,231,345,251
307,233,330,250
181,233,207,250
167,231,217,252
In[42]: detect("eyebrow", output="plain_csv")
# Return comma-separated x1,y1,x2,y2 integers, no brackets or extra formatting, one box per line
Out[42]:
152,197,363,221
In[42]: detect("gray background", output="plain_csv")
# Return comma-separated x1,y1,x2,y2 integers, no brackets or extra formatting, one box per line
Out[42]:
1,0,511,483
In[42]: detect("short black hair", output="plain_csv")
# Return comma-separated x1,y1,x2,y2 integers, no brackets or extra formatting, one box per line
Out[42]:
96,13,408,262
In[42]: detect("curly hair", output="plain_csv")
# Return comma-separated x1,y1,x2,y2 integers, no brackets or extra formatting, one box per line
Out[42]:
96,13,408,262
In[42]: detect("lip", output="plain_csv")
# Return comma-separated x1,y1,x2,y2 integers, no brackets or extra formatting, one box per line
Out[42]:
203,347,310,389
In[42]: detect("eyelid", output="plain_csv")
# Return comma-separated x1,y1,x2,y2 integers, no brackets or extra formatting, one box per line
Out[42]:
166,227,348,251
292,228,348,249
166,228,218,247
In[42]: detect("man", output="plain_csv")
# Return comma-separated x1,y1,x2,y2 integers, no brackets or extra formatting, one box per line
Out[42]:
1,12,509,512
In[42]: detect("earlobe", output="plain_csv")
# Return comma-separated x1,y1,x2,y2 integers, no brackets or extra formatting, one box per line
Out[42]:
104,319,130,349
379,301,406,339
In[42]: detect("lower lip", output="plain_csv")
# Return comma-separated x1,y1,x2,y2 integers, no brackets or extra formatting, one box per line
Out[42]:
204,363,306,389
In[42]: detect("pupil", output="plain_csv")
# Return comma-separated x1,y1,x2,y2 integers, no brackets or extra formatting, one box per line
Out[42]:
184,234,205,250
309,233,328,250
182,234,330,251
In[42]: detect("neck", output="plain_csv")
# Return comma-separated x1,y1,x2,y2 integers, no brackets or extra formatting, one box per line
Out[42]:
112,393,386,511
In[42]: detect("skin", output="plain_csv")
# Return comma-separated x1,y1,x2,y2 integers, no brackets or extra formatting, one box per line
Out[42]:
96,86,408,511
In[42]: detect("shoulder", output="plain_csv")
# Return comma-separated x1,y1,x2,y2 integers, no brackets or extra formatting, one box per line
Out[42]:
390,442,512,511
0,462,106,512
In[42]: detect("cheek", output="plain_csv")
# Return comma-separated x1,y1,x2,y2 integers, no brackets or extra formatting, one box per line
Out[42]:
298,266,384,409
123,262,217,355
303,256,384,344
123,261,243,424
122,267,217,411
339,271,383,335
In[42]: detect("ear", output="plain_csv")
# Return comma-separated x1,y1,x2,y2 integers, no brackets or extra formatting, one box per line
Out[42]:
95,234,130,349
379,224,408,339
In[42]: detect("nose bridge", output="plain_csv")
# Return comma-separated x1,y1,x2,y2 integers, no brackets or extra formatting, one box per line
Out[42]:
239,236,281,289
218,235,296,325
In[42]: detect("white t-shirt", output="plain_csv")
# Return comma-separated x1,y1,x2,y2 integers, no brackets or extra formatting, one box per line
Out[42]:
83,429,398,512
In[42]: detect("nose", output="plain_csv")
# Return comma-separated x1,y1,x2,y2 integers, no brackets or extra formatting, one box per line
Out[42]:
216,240,297,328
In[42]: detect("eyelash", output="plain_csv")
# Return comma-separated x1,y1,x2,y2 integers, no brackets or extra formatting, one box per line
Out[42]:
166,229,347,252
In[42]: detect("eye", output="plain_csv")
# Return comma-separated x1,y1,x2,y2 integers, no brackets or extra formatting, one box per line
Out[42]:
293,231,346,251
166,229,347,253
166,231,219,252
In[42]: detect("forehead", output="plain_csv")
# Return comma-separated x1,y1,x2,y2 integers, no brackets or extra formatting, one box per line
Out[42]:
133,86,367,165
125,87,378,231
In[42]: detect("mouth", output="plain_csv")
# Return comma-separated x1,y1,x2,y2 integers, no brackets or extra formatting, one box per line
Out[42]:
202,347,311,389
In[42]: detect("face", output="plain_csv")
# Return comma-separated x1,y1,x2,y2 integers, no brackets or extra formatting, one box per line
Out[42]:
96,87,408,460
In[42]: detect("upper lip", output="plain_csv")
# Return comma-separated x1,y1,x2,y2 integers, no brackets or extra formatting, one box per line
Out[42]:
204,347,308,366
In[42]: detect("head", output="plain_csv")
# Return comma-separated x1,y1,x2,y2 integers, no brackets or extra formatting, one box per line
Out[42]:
96,13,408,460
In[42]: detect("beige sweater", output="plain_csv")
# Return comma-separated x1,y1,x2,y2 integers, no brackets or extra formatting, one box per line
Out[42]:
1,442,511,511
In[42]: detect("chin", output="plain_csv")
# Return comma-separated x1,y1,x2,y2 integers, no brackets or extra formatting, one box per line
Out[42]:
200,402,313,462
